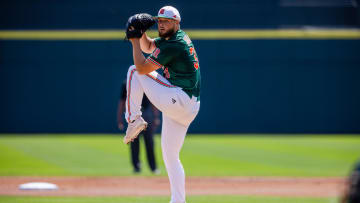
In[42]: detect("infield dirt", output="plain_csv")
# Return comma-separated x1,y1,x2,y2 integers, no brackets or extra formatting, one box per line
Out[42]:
0,176,345,197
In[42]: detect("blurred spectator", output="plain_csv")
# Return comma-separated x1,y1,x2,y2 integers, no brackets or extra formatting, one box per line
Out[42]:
117,80,160,174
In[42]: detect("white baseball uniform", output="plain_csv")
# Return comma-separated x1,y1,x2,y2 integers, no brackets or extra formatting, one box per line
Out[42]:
125,28,201,203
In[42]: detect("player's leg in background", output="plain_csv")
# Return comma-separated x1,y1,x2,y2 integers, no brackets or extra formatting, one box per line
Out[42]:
161,114,189,203
130,136,141,173
142,126,157,173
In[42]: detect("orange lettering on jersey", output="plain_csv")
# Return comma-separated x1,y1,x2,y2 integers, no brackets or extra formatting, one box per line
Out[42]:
190,47,199,70
194,62,199,69
189,47,194,55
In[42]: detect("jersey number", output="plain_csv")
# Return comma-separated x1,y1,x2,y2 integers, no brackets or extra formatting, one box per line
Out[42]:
189,47,199,70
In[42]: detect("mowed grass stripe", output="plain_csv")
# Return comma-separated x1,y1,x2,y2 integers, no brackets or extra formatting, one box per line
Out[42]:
0,195,336,203
0,134,359,176
0,135,137,176
182,135,360,176
0,29,360,40
0,142,66,175
189,135,359,162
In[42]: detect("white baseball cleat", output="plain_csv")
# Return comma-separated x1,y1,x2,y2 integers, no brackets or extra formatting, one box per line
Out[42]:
123,116,148,144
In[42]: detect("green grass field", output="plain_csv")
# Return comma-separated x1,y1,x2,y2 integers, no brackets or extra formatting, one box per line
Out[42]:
1,134,359,176
0,134,359,203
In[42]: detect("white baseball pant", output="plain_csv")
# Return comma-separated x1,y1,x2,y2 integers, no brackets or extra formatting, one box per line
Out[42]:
125,65,200,203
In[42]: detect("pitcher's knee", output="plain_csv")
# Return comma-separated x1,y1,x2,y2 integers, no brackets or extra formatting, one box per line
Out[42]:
128,65,137,73
129,65,136,70
127,65,138,79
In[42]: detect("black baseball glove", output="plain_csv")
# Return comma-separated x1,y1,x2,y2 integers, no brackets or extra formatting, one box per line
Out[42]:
125,13,156,40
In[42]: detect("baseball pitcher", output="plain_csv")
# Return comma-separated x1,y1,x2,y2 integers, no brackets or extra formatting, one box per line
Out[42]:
123,6,201,203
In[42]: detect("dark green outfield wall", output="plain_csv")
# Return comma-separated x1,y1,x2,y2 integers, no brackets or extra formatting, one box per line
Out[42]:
1,39,359,133
1,0,359,133
1,0,359,29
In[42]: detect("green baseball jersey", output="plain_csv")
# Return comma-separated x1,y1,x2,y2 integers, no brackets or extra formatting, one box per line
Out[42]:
147,29,201,100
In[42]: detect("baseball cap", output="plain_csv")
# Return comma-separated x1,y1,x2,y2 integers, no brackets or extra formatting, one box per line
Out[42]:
154,6,181,22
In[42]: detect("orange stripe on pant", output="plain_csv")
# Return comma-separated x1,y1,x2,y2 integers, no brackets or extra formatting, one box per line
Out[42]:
127,69,136,123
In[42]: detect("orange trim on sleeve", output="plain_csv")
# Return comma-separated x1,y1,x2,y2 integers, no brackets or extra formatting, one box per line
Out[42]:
146,57,163,68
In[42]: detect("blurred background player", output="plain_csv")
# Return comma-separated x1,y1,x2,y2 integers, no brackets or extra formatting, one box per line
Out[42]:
117,80,160,174
341,160,360,203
